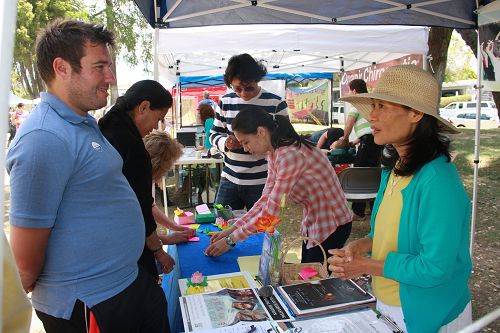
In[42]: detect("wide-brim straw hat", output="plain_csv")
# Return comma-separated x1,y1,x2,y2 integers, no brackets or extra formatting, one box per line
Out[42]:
340,65,459,134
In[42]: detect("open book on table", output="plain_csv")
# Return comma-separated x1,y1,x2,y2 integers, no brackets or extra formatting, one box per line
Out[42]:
277,277,376,318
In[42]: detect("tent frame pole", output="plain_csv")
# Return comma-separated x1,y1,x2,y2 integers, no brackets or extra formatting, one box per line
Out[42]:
470,30,482,258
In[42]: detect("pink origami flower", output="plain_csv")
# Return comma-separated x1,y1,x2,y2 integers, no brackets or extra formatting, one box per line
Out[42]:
191,271,204,284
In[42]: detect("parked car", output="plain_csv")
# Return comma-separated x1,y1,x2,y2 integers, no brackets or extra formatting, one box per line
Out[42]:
332,103,345,125
439,101,497,119
448,112,500,129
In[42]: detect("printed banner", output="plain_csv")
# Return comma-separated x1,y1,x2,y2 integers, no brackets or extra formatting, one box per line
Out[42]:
286,80,331,125
479,2,500,92
340,54,423,96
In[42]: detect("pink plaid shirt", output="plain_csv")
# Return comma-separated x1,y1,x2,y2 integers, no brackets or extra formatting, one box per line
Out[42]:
232,144,353,248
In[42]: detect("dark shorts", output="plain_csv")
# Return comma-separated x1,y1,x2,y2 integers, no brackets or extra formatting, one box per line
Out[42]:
301,222,353,264
36,268,170,333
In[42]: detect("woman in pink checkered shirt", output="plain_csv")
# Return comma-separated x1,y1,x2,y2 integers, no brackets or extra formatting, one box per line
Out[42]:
206,107,353,263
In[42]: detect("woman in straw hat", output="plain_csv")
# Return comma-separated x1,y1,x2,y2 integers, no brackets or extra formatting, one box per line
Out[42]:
328,65,472,333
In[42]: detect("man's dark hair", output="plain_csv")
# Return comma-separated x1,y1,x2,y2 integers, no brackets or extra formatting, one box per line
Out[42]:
381,113,451,176
223,53,267,87
348,79,368,93
17,103,24,108
35,19,115,84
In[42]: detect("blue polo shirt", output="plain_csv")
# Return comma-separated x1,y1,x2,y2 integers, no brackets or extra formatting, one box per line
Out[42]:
7,92,145,319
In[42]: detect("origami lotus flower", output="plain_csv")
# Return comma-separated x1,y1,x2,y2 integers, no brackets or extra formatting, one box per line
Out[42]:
255,213,281,234
191,271,204,284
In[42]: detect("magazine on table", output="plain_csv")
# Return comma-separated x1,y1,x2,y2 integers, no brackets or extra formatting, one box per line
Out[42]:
180,287,292,332
179,271,258,296
275,308,402,333
277,277,376,317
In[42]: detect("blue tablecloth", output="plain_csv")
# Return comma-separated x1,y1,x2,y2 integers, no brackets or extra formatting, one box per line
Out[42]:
162,224,264,332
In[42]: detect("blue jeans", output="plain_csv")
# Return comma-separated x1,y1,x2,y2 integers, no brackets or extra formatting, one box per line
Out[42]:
215,177,265,210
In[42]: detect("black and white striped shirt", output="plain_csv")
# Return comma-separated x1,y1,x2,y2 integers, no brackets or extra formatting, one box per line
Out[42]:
209,88,288,185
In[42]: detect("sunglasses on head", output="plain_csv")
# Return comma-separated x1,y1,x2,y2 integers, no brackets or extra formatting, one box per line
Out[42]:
231,85,256,93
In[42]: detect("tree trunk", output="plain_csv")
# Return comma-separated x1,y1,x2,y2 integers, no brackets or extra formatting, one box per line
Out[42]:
458,28,500,118
106,0,119,104
428,27,453,90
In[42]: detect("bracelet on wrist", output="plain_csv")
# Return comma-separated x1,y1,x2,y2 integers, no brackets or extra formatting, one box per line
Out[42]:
152,240,163,253
225,236,236,247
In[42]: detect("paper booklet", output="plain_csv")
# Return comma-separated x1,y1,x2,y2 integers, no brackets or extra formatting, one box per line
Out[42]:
179,271,258,296
277,277,376,317
180,286,293,332
277,308,402,333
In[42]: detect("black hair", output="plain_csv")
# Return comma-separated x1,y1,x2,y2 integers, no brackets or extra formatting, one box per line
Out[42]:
232,107,312,150
381,114,451,176
223,54,267,87
348,79,368,93
110,80,172,114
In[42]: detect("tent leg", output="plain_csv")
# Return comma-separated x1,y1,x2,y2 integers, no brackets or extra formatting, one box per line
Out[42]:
470,31,483,259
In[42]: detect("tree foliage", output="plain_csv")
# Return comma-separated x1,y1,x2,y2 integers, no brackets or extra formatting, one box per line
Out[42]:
88,0,153,103
444,32,477,82
12,0,88,98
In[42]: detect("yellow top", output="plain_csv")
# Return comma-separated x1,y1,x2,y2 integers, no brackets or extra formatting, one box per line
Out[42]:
371,171,413,306
2,232,32,333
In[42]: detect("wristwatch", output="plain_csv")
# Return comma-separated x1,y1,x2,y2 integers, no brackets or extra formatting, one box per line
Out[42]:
225,236,236,247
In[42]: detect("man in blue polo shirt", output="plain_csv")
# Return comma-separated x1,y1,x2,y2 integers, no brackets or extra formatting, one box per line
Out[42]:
7,20,170,333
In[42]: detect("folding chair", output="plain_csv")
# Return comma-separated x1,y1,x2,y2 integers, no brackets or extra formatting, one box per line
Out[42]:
338,167,382,202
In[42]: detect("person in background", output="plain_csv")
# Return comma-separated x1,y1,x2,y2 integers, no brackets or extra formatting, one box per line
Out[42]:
209,53,288,211
99,80,195,281
206,107,352,263
8,107,17,145
198,104,215,150
316,127,344,153
143,129,196,239
14,103,28,130
329,65,472,333
7,19,169,332
198,90,216,109
342,79,382,220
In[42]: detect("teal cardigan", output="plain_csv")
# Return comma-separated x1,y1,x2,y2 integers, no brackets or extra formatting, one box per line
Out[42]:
204,117,214,149
368,155,472,333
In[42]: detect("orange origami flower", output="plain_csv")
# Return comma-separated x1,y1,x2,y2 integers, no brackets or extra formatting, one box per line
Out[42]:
255,214,281,234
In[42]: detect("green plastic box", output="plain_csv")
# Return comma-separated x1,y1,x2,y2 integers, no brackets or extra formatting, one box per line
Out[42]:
195,210,216,223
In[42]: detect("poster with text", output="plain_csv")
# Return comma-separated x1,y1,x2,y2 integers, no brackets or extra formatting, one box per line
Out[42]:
340,54,423,97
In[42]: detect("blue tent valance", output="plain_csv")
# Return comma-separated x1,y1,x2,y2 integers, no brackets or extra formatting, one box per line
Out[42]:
179,72,333,88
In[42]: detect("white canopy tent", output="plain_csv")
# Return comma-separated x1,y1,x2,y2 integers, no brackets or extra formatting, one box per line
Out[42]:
8,92,32,106
156,24,429,84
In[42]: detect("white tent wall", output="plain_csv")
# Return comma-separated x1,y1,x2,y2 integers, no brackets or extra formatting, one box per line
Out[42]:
156,24,429,84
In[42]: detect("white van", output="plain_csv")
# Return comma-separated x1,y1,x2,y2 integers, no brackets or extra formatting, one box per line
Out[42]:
332,103,345,125
448,112,500,129
439,101,497,119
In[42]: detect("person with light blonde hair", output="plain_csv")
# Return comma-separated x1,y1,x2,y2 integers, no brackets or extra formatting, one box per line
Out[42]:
144,129,183,183
328,65,472,333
